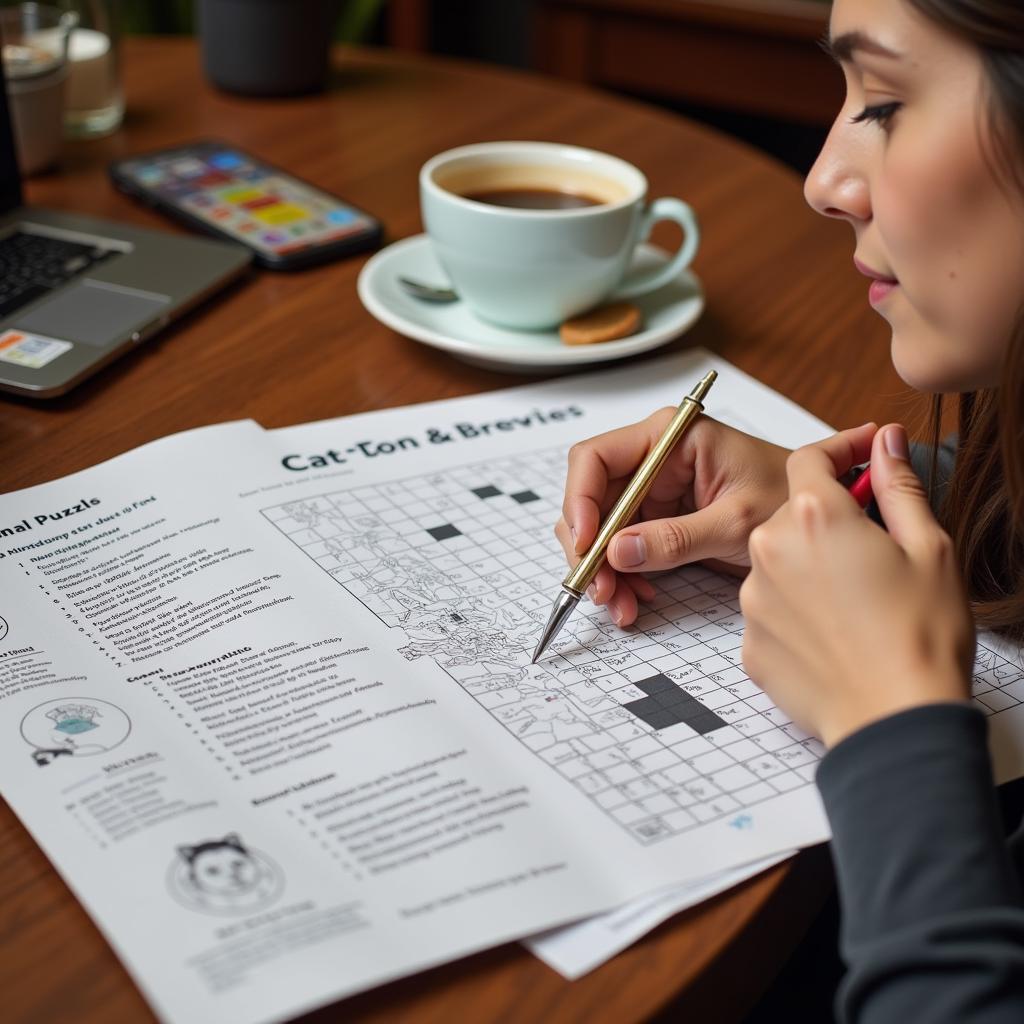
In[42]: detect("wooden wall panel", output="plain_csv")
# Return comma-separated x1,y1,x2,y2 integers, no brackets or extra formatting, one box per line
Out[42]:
536,1,842,126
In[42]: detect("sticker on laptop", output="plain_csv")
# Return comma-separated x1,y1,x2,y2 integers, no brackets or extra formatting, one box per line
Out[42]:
0,330,73,369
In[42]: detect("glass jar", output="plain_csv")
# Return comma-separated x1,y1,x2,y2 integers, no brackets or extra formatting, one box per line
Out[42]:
0,3,76,174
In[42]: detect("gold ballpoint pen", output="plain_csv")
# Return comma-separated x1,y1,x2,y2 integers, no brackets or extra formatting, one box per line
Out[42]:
531,369,717,663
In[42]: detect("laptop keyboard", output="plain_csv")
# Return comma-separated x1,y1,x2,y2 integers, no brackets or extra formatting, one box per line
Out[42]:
0,231,114,320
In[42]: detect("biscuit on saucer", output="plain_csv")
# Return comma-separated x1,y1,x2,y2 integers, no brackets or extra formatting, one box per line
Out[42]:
559,301,642,345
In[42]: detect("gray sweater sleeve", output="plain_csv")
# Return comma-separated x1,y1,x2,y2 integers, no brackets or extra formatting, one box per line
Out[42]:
817,704,1024,1023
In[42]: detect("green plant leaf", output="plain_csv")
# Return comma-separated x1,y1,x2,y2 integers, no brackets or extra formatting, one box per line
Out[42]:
337,0,386,42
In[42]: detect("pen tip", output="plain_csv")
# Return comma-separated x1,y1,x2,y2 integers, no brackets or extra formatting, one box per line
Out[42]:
532,589,579,667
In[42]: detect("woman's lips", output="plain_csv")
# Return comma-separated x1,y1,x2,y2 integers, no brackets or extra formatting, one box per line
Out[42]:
854,258,899,306
869,279,898,305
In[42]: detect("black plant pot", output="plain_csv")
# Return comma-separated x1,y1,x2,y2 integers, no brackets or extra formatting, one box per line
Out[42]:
197,0,339,97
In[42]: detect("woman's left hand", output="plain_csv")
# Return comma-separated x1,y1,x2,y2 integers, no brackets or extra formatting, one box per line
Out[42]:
739,423,976,749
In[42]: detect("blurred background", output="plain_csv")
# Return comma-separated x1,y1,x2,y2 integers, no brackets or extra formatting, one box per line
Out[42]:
114,0,839,174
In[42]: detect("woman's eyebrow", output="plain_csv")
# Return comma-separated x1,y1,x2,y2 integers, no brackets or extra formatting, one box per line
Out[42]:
821,30,903,63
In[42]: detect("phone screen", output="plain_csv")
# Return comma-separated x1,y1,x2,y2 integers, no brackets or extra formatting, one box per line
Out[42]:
115,144,377,257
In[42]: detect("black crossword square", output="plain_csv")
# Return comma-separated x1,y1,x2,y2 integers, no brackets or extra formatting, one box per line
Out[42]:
510,490,540,504
623,696,681,731
427,524,461,541
654,689,692,709
623,695,660,718
687,711,728,735
643,709,681,730
636,673,676,696
472,485,502,499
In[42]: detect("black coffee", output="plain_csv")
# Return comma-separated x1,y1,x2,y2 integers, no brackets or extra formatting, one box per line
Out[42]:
463,187,604,210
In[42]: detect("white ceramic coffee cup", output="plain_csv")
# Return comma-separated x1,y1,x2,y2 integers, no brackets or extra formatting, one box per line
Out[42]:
420,141,700,330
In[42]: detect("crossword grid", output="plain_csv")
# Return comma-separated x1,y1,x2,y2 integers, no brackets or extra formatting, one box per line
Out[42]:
262,445,1024,845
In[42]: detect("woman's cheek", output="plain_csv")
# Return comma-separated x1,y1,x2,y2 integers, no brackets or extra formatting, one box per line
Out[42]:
872,177,991,387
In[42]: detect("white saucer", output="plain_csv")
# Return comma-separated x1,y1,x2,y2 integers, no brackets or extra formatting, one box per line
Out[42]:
357,233,705,374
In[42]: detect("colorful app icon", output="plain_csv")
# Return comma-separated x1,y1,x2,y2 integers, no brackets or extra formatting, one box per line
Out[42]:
171,158,207,178
240,194,281,212
137,166,164,185
253,203,306,225
210,151,244,170
197,170,231,188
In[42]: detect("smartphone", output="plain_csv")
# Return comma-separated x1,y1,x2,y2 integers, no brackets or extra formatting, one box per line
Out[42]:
109,140,383,270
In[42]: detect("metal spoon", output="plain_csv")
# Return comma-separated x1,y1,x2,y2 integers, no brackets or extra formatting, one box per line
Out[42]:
398,276,459,303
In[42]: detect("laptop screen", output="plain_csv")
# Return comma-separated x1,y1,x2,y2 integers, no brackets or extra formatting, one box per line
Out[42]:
0,65,24,214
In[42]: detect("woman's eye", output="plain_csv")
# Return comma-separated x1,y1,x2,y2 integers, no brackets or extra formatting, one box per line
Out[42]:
849,101,902,127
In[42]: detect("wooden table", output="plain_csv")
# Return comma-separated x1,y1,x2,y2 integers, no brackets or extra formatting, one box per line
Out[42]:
2,37,899,1024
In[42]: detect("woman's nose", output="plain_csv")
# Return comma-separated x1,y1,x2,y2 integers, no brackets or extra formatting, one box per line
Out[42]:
804,121,872,224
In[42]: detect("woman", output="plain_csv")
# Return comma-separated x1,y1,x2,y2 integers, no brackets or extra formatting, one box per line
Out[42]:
557,1,1024,1019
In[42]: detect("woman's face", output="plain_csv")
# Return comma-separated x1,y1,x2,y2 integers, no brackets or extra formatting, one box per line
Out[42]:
805,0,1024,392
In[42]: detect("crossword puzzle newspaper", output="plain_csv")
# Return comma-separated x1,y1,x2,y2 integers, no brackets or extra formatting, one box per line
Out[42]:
1,348,1023,1022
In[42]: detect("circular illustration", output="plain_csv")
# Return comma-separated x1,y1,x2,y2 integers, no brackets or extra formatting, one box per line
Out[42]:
21,697,131,764
167,832,284,916
0,614,8,643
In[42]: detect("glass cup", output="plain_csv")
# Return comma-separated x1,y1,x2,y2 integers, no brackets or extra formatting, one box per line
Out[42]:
61,0,123,138
0,3,77,175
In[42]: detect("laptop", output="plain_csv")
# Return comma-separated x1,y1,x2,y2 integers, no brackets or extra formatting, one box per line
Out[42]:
0,71,251,399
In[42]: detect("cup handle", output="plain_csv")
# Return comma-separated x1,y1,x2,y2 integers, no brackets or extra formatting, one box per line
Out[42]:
611,198,700,300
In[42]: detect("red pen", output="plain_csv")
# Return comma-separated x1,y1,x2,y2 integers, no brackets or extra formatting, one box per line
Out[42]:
848,465,873,508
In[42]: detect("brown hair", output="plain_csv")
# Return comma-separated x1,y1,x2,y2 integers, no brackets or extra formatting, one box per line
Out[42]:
908,1,1024,639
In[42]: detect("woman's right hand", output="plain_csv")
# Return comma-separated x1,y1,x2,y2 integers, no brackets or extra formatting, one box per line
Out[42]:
556,412,875,627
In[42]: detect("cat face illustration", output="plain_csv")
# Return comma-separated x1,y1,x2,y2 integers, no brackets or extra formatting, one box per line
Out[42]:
178,834,261,896
168,833,284,916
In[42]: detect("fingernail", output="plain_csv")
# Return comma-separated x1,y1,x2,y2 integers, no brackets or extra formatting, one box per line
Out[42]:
615,534,646,568
571,526,579,551
587,584,598,603
884,426,909,460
